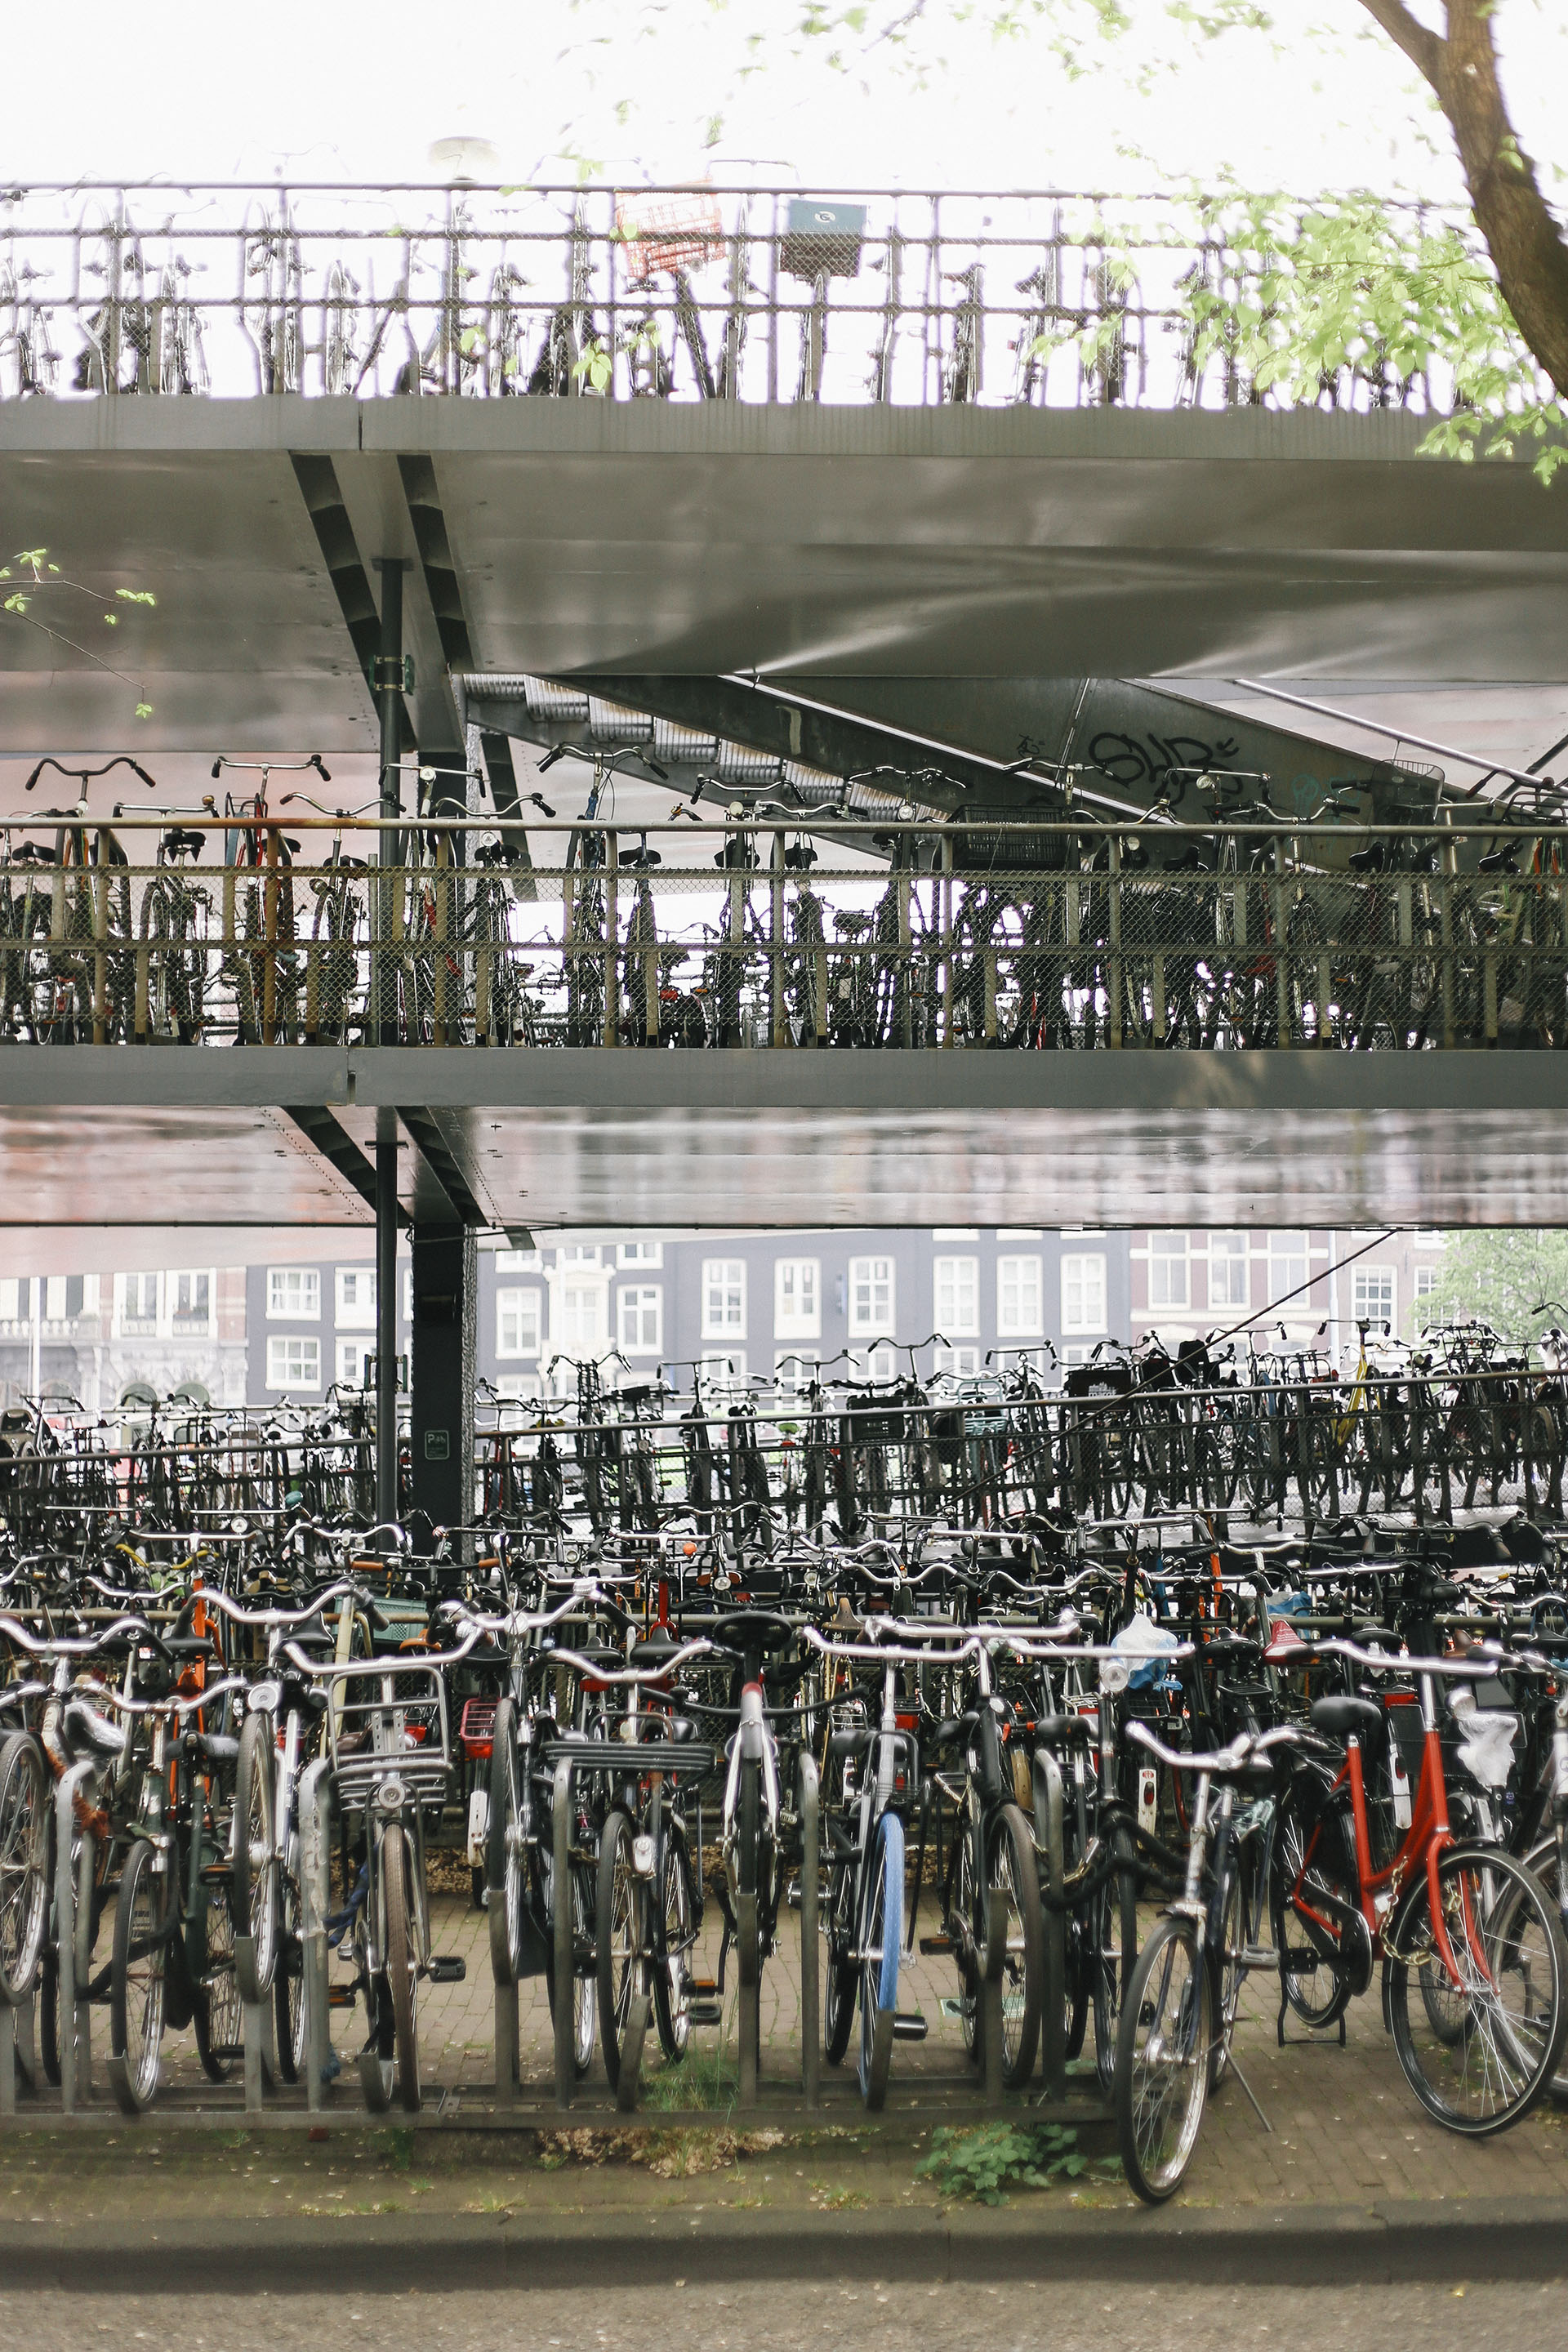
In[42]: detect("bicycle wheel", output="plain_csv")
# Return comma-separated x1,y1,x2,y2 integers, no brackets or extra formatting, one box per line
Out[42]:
110,1838,168,2113
486,1699,525,1978
231,1711,277,2002
1270,1774,1356,2031
1091,1827,1139,2096
987,1802,1043,2090
194,1877,243,2083
596,1808,640,2090
736,1754,762,2085
823,1858,858,2065
1116,1914,1211,2204
382,1823,421,2114
274,1866,305,2084
541,1849,598,2078
1388,1845,1568,2136
0,1731,48,2002
858,1810,903,2102
1522,1834,1568,2103
653,1820,696,2062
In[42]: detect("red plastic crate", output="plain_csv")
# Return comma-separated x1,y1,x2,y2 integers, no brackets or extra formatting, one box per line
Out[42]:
459,1695,498,1762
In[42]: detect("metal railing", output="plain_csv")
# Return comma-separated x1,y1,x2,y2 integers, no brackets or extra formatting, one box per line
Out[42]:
5,813,1568,1051
0,180,1463,411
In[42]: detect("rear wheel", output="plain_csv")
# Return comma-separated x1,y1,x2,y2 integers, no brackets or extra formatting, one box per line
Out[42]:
110,1838,168,2113
1388,1846,1568,2136
486,1702,525,1977
194,1877,243,2083
823,1858,858,2065
596,1809,639,2090
273,1868,305,2084
1092,1828,1139,2097
1270,1775,1355,2032
653,1821,696,2062
987,1802,1043,2090
1116,1915,1210,2204
231,1713,277,2002
382,1824,421,2114
0,1732,48,2002
858,1810,903,2102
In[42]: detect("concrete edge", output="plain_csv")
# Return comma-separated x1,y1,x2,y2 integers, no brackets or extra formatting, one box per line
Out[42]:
2,2195,1566,2292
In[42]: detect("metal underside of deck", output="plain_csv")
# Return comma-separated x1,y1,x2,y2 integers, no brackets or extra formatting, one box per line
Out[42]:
0,1048,1564,1230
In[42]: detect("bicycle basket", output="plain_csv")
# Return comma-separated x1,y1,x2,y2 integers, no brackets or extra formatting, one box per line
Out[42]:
326,1657,452,1810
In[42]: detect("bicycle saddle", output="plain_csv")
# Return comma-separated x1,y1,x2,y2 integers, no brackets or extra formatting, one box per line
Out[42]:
1308,1694,1384,1745
62,1695,126,1761
1031,1712,1096,1749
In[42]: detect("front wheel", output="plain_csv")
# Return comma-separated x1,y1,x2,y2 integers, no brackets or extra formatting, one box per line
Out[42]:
110,1838,169,2114
1091,1826,1139,2097
194,1878,243,2083
858,1810,903,2104
0,1731,49,2002
1387,1845,1568,2136
1116,1914,1211,2204
987,1802,1043,2091
653,1820,697,2062
231,1713,278,2002
381,1824,421,2114
596,1808,641,2090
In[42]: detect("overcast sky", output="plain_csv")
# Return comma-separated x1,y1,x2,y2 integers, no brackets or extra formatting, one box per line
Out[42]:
8,1,1566,203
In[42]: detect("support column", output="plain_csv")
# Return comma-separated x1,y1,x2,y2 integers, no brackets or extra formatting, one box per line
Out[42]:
372,557,410,1048
409,1223,477,1539
375,1119,400,1529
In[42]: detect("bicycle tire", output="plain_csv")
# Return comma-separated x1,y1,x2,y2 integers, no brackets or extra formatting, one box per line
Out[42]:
988,1802,1043,2090
737,1753,762,2083
486,1699,525,1979
823,1859,858,2065
194,1876,243,2084
382,1823,421,2114
1270,1771,1356,2032
0,1731,48,2002
231,1710,277,2002
858,1809,903,2102
1521,1833,1568,2104
273,1865,305,2084
596,1807,639,2090
110,1837,168,2114
653,1819,696,2062
1116,1914,1211,2204
1092,1824,1139,2097
1387,1844,1568,2136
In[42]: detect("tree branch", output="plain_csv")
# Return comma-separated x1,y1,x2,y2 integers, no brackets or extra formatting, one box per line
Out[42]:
1352,0,1444,92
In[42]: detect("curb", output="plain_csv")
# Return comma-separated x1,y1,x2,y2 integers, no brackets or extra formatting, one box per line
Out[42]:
4,2195,1567,2291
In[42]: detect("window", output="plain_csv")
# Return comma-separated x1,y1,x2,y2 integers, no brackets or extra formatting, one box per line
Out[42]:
44,1276,67,1322
997,1228,1043,1242
494,1373,542,1407
1268,1232,1308,1307
997,1254,1043,1338
933,1228,979,1241
703,1259,746,1339
496,1248,541,1272
1062,1253,1107,1336
497,1288,543,1359
172,1272,210,1332
556,1276,607,1357
1413,1230,1444,1252
933,1256,978,1339
268,1267,319,1321
335,1267,376,1326
849,1255,894,1338
0,1280,17,1322
1414,1265,1438,1301
701,1349,747,1402
1352,1266,1396,1334
121,1272,159,1335
774,1258,821,1339
1147,1234,1190,1312
933,1343,981,1381
617,1241,664,1268
559,1243,600,1267
1209,1232,1250,1312
266,1334,321,1392
849,1344,898,1386
618,1285,663,1356
336,1337,374,1389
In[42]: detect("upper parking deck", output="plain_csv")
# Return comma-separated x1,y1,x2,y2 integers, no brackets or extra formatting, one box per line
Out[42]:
0,179,1470,412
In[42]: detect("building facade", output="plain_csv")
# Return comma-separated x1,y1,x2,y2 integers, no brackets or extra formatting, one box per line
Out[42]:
1128,1228,1448,1363
0,1267,248,1410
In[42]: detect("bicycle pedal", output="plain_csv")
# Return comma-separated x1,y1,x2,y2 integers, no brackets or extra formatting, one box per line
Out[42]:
688,2001,724,2027
918,1935,953,1957
1238,1945,1279,1970
427,1954,467,1984
328,1984,357,2009
893,2011,929,2042
689,1977,719,1996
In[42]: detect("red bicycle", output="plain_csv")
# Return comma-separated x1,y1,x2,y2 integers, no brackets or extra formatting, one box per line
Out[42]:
1268,1632,1568,2134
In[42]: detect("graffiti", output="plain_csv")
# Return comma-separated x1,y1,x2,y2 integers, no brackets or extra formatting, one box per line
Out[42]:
1085,732,1242,797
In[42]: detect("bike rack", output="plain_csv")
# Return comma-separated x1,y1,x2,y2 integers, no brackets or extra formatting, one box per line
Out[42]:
234,1932,274,2116
489,1837,521,2112
56,1761,95,2114
1032,1746,1068,2100
298,1758,335,2114
798,1749,820,2109
980,1892,1009,2110
0,1992,37,2115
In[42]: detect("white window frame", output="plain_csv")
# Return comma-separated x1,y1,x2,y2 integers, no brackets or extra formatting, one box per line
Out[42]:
1208,1232,1250,1312
1352,1265,1396,1333
617,1284,663,1357
702,1258,746,1339
118,1271,161,1338
1147,1233,1191,1313
1268,1232,1309,1307
1062,1252,1107,1337
933,1255,979,1339
1414,1265,1438,1301
996,1254,1044,1339
774,1257,821,1341
335,1336,374,1390
334,1266,376,1328
849,1343,898,1387
773,1349,823,1405
496,1248,542,1273
848,1254,894,1339
559,1243,601,1267
701,1348,748,1402
267,1267,320,1321
496,1287,543,1361
933,1342,981,1381
494,1372,543,1409
555,1276,608,1359
266,1334,321,1392
617,1241,664,1268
